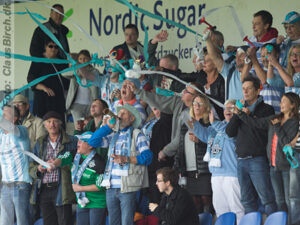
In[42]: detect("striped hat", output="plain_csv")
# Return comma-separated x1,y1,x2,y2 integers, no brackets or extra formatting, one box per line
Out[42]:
282,11,300,24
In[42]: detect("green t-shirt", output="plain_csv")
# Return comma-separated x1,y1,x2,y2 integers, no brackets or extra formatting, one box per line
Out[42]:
58,151,106,208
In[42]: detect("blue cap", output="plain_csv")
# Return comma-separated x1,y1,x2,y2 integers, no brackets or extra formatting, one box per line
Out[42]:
282,11,300,24
75,131,93,142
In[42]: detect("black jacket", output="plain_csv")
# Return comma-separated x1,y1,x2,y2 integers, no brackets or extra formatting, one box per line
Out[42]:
27,61,69,119
112,41,143,61
165,69,225,120
174,121,210,177
146,40,185,93
148,113,174,174
238,113,299,170
226,97,275,158
30,18,69,59
154,187,200,225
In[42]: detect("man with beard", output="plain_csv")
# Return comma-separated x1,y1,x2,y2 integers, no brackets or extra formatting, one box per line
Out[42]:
88,104,152,225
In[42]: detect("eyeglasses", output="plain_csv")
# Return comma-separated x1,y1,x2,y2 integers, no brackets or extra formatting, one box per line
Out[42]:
48,45,59,49
192,102,204,107
291,52,300,57
183,88,194,95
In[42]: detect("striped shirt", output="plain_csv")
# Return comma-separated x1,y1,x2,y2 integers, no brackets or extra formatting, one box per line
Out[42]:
0,126,32,183
97,127,151,188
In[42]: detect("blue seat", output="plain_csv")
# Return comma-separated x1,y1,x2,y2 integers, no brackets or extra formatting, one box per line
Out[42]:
264,211,287,225
34,218,43,225
239,212,261,225
198,212,212,225
215,212,236,225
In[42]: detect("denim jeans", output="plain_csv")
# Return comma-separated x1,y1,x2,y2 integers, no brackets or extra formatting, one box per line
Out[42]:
270,167,290,212
237,156,277,215
0,182,31,225
76,207,106,225
290,152,300,225
106,188,137,225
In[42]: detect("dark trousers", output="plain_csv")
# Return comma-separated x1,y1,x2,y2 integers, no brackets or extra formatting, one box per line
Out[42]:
40,184,73,225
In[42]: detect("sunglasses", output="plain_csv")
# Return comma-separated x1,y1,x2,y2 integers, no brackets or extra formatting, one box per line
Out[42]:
48,45,59,49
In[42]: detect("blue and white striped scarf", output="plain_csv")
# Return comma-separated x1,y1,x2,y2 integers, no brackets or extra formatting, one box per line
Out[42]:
101,127,133,188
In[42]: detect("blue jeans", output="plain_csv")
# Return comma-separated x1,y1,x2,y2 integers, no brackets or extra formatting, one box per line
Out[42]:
106,188,136,225
290,152,300,225
270,167,290,212
237,156,277,215
0,182,31,225
76,207,106,225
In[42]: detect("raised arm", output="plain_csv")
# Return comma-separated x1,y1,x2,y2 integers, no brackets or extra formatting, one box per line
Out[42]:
268,54,293,87
206,31,224,72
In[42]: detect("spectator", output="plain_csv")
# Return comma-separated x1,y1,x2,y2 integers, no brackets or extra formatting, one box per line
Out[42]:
64,49,99,125
288,108,300,225
112,24,144,60
88,104,152,225
225,76,276,215
111,79,147,127
29,111,77,225
174,94,213,213
192,99,245,224
27,37,69,121
80,53,123,109
74,98,109,161
266,44,300,90
142,107,173,204
49,132,107,225
170,48,225,120
12,94,47,150
249,10,278,44
30,4,70,59
236,92,299,214
147,30,185,92
278,11,300,68
149,167,199,225
132,82,202,161
11,94,47,224
0,105,32,225
206,31,249,100
243,44,284,113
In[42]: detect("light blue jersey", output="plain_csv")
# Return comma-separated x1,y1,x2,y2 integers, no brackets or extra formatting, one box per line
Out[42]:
0,125,32,183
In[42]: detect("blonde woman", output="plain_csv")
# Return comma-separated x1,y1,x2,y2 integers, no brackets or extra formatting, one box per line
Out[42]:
174,94,213,213
268,44,300,87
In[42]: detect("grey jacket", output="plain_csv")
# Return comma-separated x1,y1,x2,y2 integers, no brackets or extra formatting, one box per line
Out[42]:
135,88,184,157
63,68,99,110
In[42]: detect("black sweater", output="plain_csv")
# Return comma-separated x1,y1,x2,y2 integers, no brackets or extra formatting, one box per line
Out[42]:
226,99,275,158
238,113,299,170
154,187,200,225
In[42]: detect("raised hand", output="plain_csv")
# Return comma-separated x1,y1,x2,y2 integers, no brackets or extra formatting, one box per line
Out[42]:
151,30,168,44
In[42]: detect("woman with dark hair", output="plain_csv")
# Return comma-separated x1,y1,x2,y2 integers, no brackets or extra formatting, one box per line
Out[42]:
174,93,213,213
235,92,299,214
27,38,69,120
